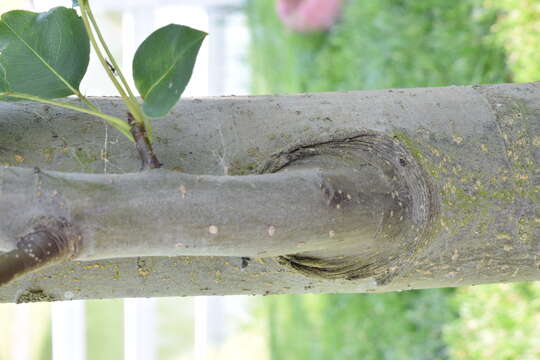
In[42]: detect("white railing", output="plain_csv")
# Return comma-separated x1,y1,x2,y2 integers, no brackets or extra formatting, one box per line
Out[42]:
124,298,157,360
52,301,86,360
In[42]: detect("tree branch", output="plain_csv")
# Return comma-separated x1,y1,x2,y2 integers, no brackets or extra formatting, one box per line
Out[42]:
128,112,161,169
0,82,538,302
0,216,80,286
1,132,425,287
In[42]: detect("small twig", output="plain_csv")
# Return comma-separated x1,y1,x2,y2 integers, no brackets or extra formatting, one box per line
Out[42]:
0,217,80,287
128,112,162,170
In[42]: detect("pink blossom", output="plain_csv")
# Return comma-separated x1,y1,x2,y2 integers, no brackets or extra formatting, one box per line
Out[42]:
276,0,343,33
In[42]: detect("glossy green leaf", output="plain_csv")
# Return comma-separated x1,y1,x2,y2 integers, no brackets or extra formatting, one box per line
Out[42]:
133,24,206,118
0,7,90,101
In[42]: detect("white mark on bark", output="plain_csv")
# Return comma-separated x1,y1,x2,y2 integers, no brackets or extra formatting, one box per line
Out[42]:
216,120,229,175
0,166,3,199
209,225,219,235
268,226,276,237
329,230,336,238
451,249,459,261
179,184,187,199
102,122,109,174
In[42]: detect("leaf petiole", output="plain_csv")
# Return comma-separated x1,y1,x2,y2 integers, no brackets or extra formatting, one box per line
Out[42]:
84,5,152,139
79,2,153,141
0,91,134,141
78,6,128,101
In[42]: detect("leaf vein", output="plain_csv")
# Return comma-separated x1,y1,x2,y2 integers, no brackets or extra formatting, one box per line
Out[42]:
2,18,78,96
143,33,205,99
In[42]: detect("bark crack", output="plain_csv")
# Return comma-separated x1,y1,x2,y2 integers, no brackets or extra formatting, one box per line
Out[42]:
216,118,230,175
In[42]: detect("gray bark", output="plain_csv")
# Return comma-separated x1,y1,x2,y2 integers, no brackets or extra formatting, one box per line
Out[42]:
0,82,539,303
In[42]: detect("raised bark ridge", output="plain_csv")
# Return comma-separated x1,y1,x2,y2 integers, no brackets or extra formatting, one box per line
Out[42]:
260,132,438,285
0,131,434,287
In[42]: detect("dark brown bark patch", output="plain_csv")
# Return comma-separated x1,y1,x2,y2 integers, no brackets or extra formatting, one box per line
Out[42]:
0,216,81,287
128,112,162,170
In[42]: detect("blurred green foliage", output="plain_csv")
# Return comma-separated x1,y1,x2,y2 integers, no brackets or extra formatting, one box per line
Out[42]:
86,299,124,359
247,1,540,359
485,0,540,82
265,290,456,360
445,283,540,360
247,0,510,94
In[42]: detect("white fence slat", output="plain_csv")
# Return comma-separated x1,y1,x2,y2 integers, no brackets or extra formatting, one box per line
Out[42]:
52,301,86,360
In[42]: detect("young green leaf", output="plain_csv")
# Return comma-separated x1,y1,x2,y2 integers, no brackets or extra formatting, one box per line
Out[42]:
0,7,90,101
133,24,206,118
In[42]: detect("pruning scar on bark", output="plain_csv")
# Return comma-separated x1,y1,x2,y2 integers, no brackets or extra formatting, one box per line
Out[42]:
262,131,438,286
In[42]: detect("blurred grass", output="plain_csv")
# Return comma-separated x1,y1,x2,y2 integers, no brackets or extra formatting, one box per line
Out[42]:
247,0,540,359
266,290,456,360
485,0,540,82
247,0,510,95
445,283,540,360
86,299,124,360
